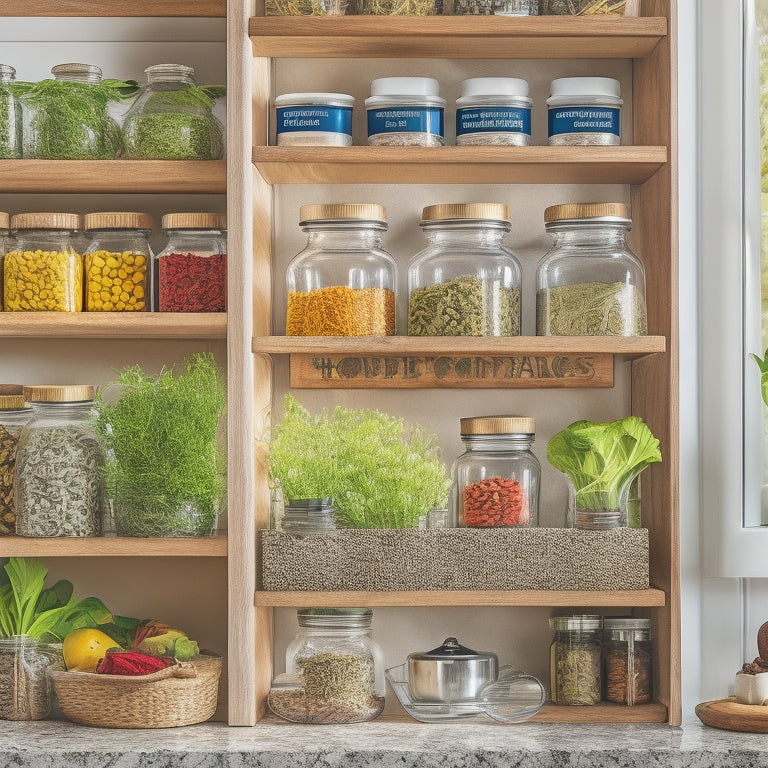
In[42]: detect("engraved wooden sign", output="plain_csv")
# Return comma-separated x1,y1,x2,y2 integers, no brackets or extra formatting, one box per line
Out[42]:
289,353,613,388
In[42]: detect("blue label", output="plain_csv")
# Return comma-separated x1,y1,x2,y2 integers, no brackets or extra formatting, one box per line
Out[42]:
276,105,353,135
456,107,531,136
367,107,444,138
548,106,620,136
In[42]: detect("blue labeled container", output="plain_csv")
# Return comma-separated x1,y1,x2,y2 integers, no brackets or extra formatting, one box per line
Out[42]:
456,77,532,147
275,92,354,146
547,77,622,146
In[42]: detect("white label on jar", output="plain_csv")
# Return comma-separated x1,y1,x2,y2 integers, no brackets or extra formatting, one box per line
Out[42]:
548,106,620,137
456,107,531,136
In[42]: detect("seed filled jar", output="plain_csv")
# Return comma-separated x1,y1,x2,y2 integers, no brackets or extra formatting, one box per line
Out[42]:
83,212,153,312
536,203,647,336
15,385,105,538
408,203,521,337
268,608,385,724
122,64,224,160
547,77,622,146
456,78,532,146
155,213,227,312
366,77,445,147
0,396,33,536
275,93,354,147
451,416,539,528
286,203,396,336
4,213,83,312
0,636,63,721
549,614,602,705
0,64,21,159
602,617,652,706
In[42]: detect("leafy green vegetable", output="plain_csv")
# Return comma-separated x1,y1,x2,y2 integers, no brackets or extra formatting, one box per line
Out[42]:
268,394,451,528
751,348,768,406
546,416,661,511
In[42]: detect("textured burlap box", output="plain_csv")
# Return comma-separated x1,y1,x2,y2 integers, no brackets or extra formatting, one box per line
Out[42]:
261,528,649,591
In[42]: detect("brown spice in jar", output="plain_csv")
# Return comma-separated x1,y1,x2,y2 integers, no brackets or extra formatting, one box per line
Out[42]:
604,645,651,705
0,423,23,535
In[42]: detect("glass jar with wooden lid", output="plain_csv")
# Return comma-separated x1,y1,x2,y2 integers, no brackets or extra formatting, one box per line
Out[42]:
0,395,33,535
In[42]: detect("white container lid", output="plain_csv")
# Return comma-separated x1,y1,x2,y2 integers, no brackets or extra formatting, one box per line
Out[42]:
459,77,529,98
548,76,621,100
275,92,355,107
369,77,441,98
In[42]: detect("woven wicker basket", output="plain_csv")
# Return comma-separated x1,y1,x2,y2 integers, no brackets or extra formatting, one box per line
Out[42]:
49,654,221,728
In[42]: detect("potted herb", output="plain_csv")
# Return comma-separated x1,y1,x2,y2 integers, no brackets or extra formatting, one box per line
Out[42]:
95,353,226,538
268,394,450,528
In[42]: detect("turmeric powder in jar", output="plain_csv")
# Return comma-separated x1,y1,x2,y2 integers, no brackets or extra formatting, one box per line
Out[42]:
4,212,83,312
83,212,153,312
286,204,397,336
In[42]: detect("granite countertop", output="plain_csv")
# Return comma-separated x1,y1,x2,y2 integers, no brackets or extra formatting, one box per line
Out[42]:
2,718,767,767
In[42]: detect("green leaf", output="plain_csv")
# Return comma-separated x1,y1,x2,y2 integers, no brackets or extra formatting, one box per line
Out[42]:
173,636,200,661
35,579,74,615
4,557,47,636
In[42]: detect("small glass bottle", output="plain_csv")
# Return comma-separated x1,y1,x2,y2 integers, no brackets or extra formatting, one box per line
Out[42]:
0,64,21,159
408,203,522,337
15,385,105,537
547,77,622,146
4,213,83,312
268,608,385,723
451,415,540,528
155,213,227,312
286,203,396,336
20,63,120,159
455,77,532,147
602,617,652,706
0,396,33,536
549,614,602,705
0,636,63,721
536,202,647,336
83,212,153,312
122,64,224,160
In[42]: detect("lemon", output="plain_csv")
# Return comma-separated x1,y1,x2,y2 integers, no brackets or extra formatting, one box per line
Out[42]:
63,628,120,672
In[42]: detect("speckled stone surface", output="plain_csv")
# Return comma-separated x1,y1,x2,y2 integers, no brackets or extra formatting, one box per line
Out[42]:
1,718,767,767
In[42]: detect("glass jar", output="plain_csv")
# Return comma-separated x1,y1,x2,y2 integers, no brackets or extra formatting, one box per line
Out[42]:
15,385,105,537
0,636,63,721
4,213,83,312
275,497,337,536
0,64,21,159
275,93,354,147
268,608,385,723
286,203,396,336
408,203,522,337
451,416,539,528
547,76,622,146
122,64,224,160
0,211,9,307
602,618,652,706
536,202,647,336
155,213,226,312
19,62,121,159
0,396,33,536
455,78,532,147
358,0,439,14
549,614,602,705
83,212,153,312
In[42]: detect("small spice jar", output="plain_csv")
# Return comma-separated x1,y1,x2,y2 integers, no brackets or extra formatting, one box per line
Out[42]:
122,64,224,160
268,608,385,724
19,63,121,159
549,614,602,705
275,93,354,146
451,416,540,528
602,617,652,706
0,636,63,721
15,385,105,538
0,211,9,307
408,203,522,337
286,203,396,336
155,213,227,312
83,212,153,312
456,78,532,147
547,77,622,146
0,396,33,536
366,77,445,147
0,64,21,159
4,213,83,312
536,203,647,336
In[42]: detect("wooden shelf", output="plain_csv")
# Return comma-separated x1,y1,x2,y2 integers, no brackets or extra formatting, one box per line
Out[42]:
0,533,228,557
0,312,227,339
0,160,226,194
2,0,225,16
252,146,667,186
255,589,667,608
249,16,667,59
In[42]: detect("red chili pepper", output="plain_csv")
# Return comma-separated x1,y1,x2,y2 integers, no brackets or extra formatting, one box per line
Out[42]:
96,650,173,676
158,252,226,312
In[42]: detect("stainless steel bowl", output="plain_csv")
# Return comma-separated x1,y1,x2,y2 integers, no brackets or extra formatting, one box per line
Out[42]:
407,637,499,703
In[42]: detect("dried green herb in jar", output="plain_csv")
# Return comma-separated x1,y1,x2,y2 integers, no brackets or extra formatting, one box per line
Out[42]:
549,614,602,706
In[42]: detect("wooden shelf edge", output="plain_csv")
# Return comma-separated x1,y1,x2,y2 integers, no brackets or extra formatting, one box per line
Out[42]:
0,312,227,339
254,588,667,607
0,533,228,557
3,0,225,17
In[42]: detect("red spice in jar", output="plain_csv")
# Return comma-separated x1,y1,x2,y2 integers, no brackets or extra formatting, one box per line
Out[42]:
463,476,528,527
158,252,226,312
